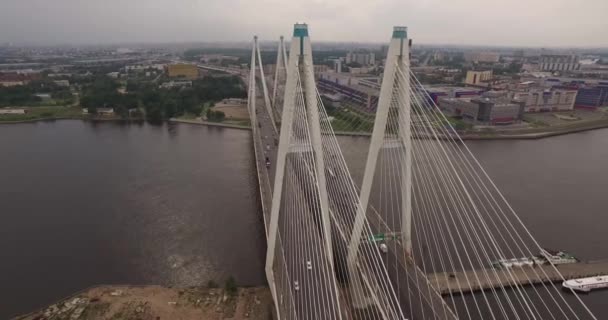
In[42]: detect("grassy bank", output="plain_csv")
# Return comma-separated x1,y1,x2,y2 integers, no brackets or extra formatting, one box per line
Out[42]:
0,106,83,123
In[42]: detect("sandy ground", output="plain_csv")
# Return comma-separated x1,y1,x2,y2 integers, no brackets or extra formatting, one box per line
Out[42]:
16,285,272,320
211,103,250,120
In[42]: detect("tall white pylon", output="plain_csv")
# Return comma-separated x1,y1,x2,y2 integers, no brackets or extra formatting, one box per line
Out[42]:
253,36,278,134
272,35,288,113
265,23,339,317
248,38,257,136
348,25,412,295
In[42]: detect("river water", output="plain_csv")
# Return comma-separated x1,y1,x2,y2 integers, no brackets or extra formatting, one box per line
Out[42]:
0,120,265,318
0,121,606,318
338,129,608,319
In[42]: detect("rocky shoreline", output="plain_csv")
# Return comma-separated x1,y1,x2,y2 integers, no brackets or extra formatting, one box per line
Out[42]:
13,285,273,320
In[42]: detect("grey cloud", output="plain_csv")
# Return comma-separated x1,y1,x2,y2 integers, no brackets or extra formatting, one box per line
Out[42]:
0,0,606,46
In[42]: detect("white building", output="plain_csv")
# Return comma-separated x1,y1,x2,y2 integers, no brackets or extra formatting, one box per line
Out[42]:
346,51,376,66
0,108,26,114
160,80,192,89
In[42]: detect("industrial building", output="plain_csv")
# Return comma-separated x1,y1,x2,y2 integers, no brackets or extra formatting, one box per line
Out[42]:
438,97,479,119
439,91,524,125
465,70,493,86
539,54,580,72
510,87,578,112
422,86,485,105
574,84,608,109
471,95,523,125
463,51,500,63
166,64,199,80
317,72,379,111
524,76,608,109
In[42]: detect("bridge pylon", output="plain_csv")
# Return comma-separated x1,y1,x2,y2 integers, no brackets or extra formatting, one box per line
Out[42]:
272,35,288,116
347,26,413,304
247,35,279,134
265,23,341,319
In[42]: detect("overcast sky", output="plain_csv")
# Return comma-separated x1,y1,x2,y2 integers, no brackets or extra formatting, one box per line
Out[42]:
1,0,607,47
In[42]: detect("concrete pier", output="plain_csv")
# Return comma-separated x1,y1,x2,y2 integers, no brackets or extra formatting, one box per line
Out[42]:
427,261,608,295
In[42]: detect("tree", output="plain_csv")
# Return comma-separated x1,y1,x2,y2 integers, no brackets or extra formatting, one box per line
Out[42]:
224,276,237,296
206,109,225,122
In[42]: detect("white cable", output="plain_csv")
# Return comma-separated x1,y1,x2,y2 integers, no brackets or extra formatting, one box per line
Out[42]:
404,68,592,320
406,69,581,319
316,90,427,319
315,90,407,318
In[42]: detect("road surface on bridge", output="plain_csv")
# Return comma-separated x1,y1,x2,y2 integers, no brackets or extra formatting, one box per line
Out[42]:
252,77,344,319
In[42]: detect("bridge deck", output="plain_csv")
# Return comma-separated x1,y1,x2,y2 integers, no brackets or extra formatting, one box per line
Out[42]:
427,261,608,295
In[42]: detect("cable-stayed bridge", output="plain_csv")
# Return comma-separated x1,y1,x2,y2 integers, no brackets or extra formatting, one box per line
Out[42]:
246,23,598,320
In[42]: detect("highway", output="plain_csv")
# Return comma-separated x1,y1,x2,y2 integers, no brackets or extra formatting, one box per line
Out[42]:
252,75,343,319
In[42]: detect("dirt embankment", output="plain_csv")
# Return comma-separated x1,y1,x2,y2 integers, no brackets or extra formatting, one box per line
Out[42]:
14,285,273,320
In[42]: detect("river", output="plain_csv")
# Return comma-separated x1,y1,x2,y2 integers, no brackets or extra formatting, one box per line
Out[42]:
1,120,606,319
337,128,608,319
0,120,265,318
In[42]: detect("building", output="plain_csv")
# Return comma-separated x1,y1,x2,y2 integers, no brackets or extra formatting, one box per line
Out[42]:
574,84,608,109
321,92,343,108
317,72,380,111
540,54,580,72
440,91,524,125
34,93,51,101
432,51,447,62
464,51,500,63
200,54,240,64
166,64,199,80
423,86,485,105
53,80,70,87
82,108,114,115
0,108,26,115
313,65,329,74
471,92,523,125
349,67,374,74
0,73,37,87
510,87,578,112
160,80,192,89
438,97,478,118
222,98,247,105
346,51,376,66
465,70,493,86
332,59,342,73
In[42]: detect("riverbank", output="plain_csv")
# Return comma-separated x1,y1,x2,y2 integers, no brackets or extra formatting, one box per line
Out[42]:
169,117,252,130
13,285,273,320
460,118,608,140
334,118,608,140
0,115,251,130
4,114,608,141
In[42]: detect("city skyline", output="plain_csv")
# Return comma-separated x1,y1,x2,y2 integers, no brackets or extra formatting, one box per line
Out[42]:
1,0,607,47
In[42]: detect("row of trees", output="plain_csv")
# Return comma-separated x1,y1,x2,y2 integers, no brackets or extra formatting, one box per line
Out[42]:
80,75,246,121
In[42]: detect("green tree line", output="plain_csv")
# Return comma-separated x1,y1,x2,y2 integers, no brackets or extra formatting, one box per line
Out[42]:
80,75,246,121
0,80,74,107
